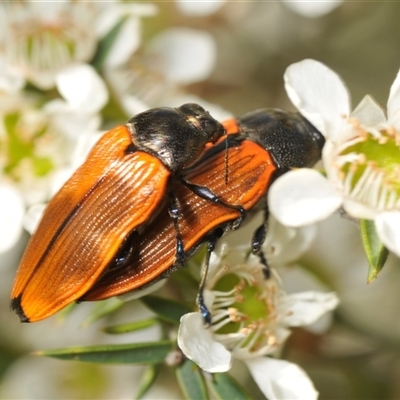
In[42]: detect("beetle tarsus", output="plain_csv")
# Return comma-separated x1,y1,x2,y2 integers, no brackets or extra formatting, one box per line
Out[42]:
231,206,245,230
197,292,212,326
252,223,266,254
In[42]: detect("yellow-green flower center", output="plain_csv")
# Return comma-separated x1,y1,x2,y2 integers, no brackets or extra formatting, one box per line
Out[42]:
339,130,400,211
2,111,54,181
209,267,279,354
213,273,270,335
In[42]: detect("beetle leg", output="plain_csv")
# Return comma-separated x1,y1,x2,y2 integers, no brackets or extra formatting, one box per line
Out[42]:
196,231,221,326
103,230,139,276
167,191,186,264
113,230,138,269
251,207,270,279
180,179,246,229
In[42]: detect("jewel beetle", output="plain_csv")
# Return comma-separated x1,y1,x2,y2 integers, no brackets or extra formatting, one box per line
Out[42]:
11,107,324,323
81,109,325,306
10,103,236,323
82,130,276,302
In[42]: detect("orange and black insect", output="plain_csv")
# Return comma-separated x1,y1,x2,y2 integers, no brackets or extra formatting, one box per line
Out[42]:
81,109,325,318
10,103,239,323
82,129,276,302
11,106,324,323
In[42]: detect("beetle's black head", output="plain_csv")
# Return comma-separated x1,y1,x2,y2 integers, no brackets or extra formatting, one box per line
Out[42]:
177,103,225,144
238,108,325,169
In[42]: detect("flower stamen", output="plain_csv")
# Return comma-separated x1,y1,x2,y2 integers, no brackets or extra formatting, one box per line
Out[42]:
336,128,400,215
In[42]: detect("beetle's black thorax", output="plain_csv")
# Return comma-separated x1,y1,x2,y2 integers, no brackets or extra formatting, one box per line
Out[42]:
126,104,225,172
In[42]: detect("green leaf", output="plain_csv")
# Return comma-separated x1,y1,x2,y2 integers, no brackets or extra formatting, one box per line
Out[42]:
141,296,192,324
36,340,174,365
210,373,252,400
176,359,208,400
360,219,389,282
81,297,125,327
91,16,128,70
136,364,160,400
103,318,158,334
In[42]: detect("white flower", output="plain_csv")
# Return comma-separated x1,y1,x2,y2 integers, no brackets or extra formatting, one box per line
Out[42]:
0,1,98,89
175,0,225,16
281,0,342,18
148,28,216,86
0,1,154,89
269,59,400,257
178,240,338,400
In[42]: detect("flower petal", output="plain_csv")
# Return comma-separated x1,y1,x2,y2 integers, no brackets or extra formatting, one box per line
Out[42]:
246,357,318,400
95,3,156,68
0,183,24,253
282,0,342,18
102,15,141,68
342,197,377,220
278,267,336,334
284,59,350,142
387,67,400,130
263,215,317,265
176,0,225,16
282,291,339,327
268,169,343,227
96,3,157,37
56,64,108,114
0,58,25,93
23,203,46,235
149,28,216,85
44,98,102,141
375,212,400,258
177,313,232,373
351,95,386,127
